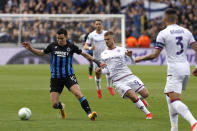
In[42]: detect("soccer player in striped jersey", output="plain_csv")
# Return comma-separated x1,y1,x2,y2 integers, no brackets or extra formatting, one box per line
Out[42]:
84,19,115,98
97,31,152,119
135,8,197,131
22,28,100,121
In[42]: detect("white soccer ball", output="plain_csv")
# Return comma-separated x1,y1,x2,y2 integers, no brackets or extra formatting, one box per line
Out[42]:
18,107,32,120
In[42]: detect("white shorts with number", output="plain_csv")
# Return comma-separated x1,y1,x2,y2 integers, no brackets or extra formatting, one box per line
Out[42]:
164,75,189,94
113,75,145,99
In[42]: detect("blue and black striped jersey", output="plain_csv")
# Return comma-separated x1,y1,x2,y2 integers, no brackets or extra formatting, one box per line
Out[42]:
44,41,82,78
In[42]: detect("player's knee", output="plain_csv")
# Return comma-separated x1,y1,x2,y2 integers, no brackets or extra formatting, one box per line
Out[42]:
143,91,149,98
52,103,59,109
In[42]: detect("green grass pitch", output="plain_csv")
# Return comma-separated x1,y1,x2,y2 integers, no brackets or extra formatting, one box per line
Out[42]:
0,65,196,131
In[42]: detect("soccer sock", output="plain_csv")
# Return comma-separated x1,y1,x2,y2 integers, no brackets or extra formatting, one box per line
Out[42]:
171,100,197,126
95,76,101,90
134,99,150,115
166,96,178,131
138,95,144,100
89,64,93,76
79,97,91,114
57,102,63,109
106,74,112,87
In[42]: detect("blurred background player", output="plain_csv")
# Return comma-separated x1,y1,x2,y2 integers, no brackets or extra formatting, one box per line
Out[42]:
22,28,99,121
84,19,115,98
83,26,94,79
135,8,197,131
97,31,152,119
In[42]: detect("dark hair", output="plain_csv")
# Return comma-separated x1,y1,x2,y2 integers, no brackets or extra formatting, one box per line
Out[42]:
165,8,177,23
104,31,114,36
57,28,67,36
95,19,102,23
165,8,177,15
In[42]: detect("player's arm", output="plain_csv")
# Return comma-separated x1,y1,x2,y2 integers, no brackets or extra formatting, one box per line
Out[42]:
191,42,197,76
125,49,135,64
81,52,105,67
22,42,45,56
84,43,95,50
135,48,161,63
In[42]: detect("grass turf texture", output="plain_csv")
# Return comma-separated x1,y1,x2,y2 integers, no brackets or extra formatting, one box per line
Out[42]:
0,65,196,131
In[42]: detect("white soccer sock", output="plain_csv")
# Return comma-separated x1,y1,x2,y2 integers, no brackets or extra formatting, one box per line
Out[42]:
171,100,197,126
134,99,150,115
166,96,178,131
106,74,112,87
95,76,101,90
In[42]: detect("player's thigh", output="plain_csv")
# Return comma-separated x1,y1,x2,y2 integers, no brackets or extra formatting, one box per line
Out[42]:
50,78,64,94
127,75,145,93
164,75,186,94
69,84,83,99
113,81,132,98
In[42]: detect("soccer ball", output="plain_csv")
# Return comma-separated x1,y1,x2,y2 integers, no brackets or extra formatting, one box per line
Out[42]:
18,107,32,120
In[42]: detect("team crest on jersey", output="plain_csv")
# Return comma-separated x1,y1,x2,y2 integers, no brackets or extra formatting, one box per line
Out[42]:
67,48,71,52
117,49,120,52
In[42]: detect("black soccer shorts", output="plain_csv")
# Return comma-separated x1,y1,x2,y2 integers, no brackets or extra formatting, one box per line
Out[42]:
50,75,78,93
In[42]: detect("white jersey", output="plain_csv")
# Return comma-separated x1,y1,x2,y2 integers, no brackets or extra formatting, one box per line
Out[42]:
156,24,196,76
101,46,132,81
86,30,107,60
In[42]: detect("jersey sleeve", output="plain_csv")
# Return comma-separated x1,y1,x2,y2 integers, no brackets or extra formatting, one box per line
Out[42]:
188,32,196,45
43,44,53,54
72,44,82,54
155,31,165,50
85,33,93,44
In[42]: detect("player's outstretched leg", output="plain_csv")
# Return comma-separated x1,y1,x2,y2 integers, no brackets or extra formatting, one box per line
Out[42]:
79,96,97,120
106,74,115,96
89,63,93,79
170,99,197,130
95,76,102,98
127,90,152,119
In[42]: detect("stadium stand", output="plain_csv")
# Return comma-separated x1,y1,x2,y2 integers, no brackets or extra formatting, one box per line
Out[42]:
0,0,196,48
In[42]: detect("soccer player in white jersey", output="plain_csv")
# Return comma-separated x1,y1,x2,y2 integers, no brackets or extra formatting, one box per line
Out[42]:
84,19,115,98
96,31,152,119
135,8,197,131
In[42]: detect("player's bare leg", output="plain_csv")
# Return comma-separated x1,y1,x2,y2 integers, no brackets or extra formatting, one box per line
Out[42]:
168,92,197,130
50,92,66,119
106,73,115,96
126,89,152,119
70,84,97,120
138,88,149,107
95,71,102,98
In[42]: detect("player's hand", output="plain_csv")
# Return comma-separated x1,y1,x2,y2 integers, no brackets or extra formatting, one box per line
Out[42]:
135,56,143,63
125,50,132,57
91,44,95,50
22,42,31,50
192,68,197,77
100,62,106,68
96,67,102,73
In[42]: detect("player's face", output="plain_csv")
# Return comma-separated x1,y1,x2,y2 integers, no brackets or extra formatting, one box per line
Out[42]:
56,34,66,46
95,21,102,31
104,35,114,48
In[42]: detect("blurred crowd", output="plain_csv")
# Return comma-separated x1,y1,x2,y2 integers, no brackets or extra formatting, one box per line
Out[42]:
0,0,196,48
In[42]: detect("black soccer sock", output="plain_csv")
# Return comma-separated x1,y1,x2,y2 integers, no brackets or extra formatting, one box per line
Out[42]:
89,64,93,75
79,97,91,114
57,102,63,109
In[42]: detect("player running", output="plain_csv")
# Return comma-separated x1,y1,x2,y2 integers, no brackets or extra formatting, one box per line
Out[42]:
97,31,152,119
84,19,115,98
22,28,101,121
135,8,197,131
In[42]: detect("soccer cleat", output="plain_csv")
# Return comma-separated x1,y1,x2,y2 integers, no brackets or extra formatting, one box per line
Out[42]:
108,87,115,96
88,111,97,121
146,113,152,119
59,103,66,119
97,89,102,99
89,75,93,79
191,122,197,131
142,99,149,107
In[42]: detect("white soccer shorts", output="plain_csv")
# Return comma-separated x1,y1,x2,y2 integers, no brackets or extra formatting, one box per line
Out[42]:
113,75,145,99
164,75,189,94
